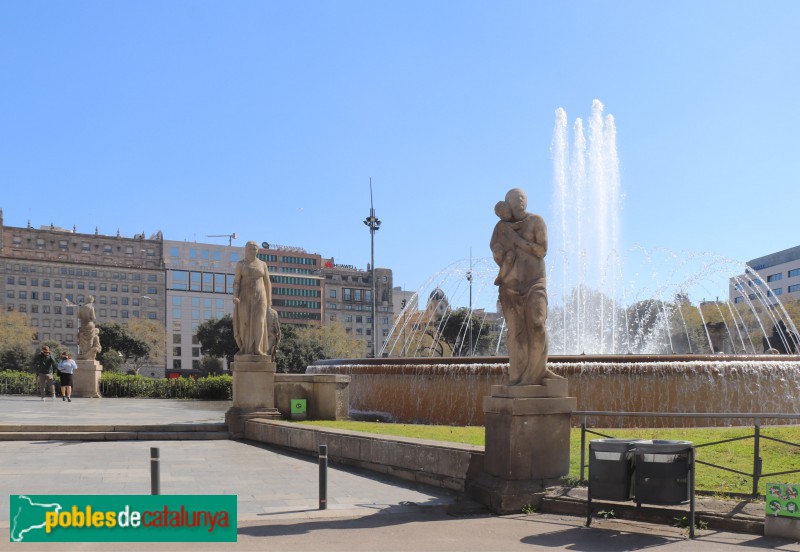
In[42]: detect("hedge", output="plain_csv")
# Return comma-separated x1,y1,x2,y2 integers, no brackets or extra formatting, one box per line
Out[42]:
0,370,232,400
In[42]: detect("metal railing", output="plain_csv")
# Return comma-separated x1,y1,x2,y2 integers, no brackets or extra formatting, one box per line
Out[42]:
576,411,800,497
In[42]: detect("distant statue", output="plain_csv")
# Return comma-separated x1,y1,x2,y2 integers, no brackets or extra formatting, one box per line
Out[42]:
233,241,273,357
490,188,561,385
77,296,98,360
267,307,282,360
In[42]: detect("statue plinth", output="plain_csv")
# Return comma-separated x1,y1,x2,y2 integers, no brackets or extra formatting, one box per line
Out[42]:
468,381,576,514
72,360,103,398
226,356,280,438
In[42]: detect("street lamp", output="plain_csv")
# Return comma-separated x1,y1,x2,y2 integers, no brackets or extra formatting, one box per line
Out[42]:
363,179,381,357
401,298,407,357
466,250,473,356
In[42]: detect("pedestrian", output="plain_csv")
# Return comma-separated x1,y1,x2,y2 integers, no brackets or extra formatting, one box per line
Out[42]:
57,351,78,402
34,346,57,401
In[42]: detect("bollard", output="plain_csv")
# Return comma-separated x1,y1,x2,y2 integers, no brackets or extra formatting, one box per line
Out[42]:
319,444,327,510
150,447,160,495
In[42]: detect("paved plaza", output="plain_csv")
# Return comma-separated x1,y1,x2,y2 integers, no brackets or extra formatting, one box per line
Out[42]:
2,395,800,551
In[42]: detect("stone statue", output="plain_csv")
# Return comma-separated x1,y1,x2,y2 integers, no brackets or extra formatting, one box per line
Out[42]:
233,241,273,357
267,307,282,360
490,188,561,385
77,296,98,360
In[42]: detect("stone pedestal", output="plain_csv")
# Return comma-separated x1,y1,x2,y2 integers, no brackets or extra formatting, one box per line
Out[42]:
468,378,576,514
73,360,103,398
226,355,280,438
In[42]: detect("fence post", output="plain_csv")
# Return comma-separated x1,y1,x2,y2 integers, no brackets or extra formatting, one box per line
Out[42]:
752,421,762,497
580,416,587,483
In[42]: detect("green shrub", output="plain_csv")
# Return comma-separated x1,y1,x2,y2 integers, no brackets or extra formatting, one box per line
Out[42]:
0,370,233,400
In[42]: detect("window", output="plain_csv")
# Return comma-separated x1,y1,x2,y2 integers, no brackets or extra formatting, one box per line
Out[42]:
790,269,800,278
170,247,179,257
148,313,157,320
202,273,213,292
354,290,362,302
173,360,182,369
173,271,189,290
767,274,783,282
231,253,239,263
148,274,157,282
789,284,800,293
190,272,201,291
31,277,38,286
147,287,158,295
344,288,351,301
173,346,182,356
82,242,90,251
329,289,336,298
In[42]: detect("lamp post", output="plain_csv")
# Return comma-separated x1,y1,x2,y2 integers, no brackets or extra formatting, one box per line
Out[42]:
401,298,407,357
363,179,381,357
466,250,473,356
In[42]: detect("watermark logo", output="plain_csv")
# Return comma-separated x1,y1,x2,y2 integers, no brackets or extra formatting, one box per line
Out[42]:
10,495,236,542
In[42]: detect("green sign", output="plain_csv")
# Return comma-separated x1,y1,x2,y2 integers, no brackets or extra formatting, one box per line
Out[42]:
10,495,237,543
291,399,307,413
766,483,800,517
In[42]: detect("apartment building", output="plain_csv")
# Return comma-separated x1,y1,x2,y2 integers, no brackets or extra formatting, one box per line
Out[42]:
321,262,393,355
0,211,165,354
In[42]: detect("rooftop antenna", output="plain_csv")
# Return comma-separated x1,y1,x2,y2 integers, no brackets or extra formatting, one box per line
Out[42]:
207,232,238,246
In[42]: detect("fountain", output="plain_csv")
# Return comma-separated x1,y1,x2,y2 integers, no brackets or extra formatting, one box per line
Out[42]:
308,101,800,427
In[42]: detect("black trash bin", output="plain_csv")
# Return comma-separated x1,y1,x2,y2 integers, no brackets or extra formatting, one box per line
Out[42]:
634,440,693,505
589,439,642,501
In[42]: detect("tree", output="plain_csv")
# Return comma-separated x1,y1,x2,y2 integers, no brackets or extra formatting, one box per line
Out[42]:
126,318,166,374
0,311,35,360
275,325,324,374
196,315,237,365
437,308,493,356
99,348,125,372
0,344,31,371
97,323,149,371
275,322,366,373
199,355,224,376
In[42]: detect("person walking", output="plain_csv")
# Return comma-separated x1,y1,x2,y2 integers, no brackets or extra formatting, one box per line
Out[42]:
34,346,57,400
57,351,78,402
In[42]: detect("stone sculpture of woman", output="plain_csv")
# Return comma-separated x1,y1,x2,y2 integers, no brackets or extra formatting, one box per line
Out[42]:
233,241,273,357
490,188,561,385
77,295,98,360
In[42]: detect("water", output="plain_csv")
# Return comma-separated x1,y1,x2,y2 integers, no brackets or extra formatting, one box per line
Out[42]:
382,100,799,357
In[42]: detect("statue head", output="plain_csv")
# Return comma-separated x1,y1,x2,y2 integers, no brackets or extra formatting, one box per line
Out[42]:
244,241,259,261
87,295,95,303
505,188,527,221
494,200,512,222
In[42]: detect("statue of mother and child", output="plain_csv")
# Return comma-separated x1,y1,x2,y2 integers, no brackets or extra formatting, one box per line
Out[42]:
491,188,562,387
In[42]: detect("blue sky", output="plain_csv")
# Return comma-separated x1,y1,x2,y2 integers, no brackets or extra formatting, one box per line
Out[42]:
2,1,798,311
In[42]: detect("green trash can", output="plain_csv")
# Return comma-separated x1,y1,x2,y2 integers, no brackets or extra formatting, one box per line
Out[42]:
291,399,307,421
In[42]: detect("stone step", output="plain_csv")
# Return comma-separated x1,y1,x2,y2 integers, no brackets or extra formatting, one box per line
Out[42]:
0,423,228,441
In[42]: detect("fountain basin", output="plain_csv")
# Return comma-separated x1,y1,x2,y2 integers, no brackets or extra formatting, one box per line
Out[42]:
308,355,800,427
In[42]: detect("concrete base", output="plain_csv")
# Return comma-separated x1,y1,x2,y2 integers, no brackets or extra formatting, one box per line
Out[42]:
765,515,800,540
228,356,279,438
231,356,276,410
226,407,281,439
469,383,577,514
72,360,102,398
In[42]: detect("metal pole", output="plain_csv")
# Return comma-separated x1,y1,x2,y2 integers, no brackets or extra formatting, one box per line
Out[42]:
364,179,381,358
319,444,328,510
150,447,160,495
580,417,587,483
753,421,762,497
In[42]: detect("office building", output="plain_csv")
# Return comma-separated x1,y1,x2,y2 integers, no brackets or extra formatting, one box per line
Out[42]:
729,245,800,305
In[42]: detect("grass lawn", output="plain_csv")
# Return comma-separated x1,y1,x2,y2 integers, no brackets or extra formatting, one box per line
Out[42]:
298,421,800,496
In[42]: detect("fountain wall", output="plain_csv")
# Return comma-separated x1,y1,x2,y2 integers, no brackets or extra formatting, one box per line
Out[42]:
308,356,800,428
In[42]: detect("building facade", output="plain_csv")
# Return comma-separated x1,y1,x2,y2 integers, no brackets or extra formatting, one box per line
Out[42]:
163,240,238,374
258,243,323,327
0,211,165,355
321,263,394,355
729,245,800,306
